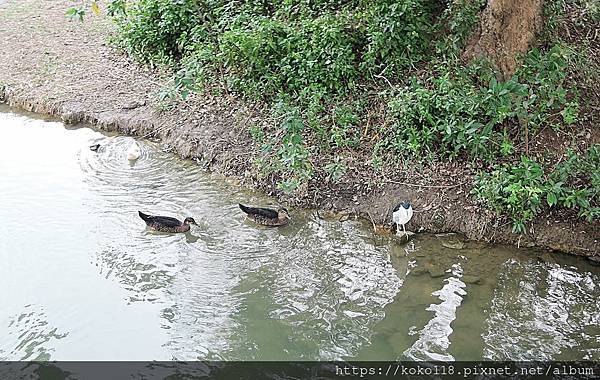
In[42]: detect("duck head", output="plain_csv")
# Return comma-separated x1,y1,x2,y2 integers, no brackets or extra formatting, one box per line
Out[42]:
277,208,291,220
183,217,198,226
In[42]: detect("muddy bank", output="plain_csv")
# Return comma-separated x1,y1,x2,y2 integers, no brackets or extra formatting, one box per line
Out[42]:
0,0,598,258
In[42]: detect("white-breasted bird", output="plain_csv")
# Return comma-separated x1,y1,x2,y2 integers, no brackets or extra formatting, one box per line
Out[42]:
126,141,142,161
393,200,413,240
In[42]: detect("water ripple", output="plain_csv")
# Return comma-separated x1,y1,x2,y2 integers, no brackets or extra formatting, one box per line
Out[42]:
483,260,600,360
0,305,68,361
3,108,600,362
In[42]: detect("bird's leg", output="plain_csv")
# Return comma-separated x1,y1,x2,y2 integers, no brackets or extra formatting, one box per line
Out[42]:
402,224,408,241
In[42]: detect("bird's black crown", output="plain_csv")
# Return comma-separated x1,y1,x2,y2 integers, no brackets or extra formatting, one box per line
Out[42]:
393,200,411,212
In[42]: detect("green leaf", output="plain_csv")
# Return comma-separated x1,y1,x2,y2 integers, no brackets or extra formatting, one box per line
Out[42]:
546,192,557,207
66,7,85,22
512,220,525,234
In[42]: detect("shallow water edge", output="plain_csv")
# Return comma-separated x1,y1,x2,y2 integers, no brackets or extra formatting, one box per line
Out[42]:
0,86,598,259
2,108,600,361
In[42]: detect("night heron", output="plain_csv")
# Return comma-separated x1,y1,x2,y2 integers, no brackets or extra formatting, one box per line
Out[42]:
393,200,413,240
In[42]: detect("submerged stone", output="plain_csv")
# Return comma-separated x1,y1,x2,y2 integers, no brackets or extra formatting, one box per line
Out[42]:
588,256,600,266
409,267,428,276
428,268,446,278
462,275,483,285
538,253,556,264
394,231,415,243
441,240,466,250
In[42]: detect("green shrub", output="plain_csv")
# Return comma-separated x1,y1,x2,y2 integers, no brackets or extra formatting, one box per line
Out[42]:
381,45,577,161
252,103,314,193
472,156,546,233
102,0,591,207
324,157,348,182
473,145,600,233
435,0,485,56
111,0,439,97
114,0,201,64
516,45,572,130
549,145,600,221
219,13,359,97
361,0,434,75
386,72,497,159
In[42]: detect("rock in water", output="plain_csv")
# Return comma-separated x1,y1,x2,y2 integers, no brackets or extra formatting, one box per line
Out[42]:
441,240,465,250
462,275,483,285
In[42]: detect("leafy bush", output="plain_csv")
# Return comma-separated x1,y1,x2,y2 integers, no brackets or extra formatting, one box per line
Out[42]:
517,46,574,129
548,145,600,221
251,104,314,193
98,0,591,208
114,0,201,64
361,0,434,74
276,109,313,193
385,71,500,159
472,157,547,233
110,0,438,98
324,157,348,182
381,45,577,161
434,0,486,56
218,14,360,97
473,145,600,233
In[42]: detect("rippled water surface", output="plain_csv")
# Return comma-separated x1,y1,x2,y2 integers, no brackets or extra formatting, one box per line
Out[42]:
1,106,599,362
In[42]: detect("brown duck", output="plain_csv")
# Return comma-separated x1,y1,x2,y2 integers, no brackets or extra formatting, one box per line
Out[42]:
239,204,290,226
138,211,198,233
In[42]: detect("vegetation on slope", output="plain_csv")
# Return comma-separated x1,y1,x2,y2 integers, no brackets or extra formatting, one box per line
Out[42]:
70,0,599,233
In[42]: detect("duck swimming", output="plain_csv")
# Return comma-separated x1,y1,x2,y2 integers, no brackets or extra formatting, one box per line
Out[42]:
127,141,142,160
393,200,413,241
138,211,197,233
89,144,101,152
239,204,290,227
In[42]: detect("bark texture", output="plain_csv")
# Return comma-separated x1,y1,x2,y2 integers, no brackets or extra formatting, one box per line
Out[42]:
464,0,545,78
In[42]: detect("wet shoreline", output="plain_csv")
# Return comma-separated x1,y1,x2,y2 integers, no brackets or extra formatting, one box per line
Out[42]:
0,0,598,258
2,109,599,361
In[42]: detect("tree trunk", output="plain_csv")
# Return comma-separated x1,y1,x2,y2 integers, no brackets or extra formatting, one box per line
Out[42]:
463,0,545,79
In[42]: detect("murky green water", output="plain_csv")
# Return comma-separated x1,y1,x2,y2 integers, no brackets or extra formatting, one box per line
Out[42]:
1,106,599,362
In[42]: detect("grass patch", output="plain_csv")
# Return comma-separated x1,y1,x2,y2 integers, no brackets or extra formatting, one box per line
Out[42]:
70,0,599,232
473,145,600,233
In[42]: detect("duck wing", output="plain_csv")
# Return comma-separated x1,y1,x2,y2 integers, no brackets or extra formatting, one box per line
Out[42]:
138,211,182,227
238,204,278,219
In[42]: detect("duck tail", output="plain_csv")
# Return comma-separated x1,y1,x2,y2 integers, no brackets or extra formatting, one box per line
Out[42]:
138,211,151,222
238,203,251,215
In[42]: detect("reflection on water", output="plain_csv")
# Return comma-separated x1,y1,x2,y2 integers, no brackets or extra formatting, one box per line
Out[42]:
483,260,600,360
0,305,68,361
359,238,600,361
404,264,466,361
1,106,599,362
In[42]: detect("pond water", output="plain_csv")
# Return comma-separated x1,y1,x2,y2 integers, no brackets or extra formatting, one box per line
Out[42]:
1,105,599,363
